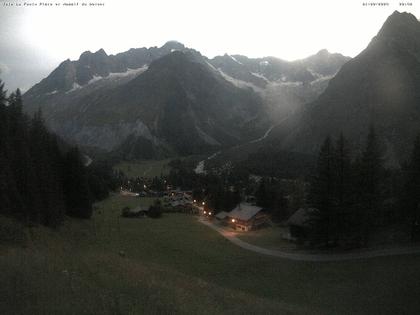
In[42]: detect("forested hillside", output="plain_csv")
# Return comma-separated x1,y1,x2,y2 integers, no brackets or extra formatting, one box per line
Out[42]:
0,80,114,226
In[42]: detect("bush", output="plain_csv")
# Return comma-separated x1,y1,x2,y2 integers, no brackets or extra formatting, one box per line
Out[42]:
0,216,26,244
148,200,163,218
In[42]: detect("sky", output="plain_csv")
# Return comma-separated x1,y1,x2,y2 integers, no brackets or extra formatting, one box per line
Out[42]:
0,0,419,91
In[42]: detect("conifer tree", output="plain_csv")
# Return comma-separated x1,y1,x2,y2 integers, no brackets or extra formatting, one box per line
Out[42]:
403,134,420,240
359,125,383,245
308,136,337,245
0,81,21,216
7,89,38,221
63,148,92,218
333,133,352,241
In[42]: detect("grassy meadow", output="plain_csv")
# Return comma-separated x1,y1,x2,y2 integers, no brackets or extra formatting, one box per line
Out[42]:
115,159,172,178
236,225,296,250
1,194,420,314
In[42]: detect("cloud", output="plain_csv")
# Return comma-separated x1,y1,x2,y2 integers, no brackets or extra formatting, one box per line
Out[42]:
0,62,10,76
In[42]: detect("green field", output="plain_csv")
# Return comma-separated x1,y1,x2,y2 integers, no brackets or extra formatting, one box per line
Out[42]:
1,194,420,314
115,159,172,178
236,225,297,250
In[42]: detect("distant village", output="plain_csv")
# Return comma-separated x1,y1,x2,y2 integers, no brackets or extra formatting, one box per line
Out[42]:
119,178,309,242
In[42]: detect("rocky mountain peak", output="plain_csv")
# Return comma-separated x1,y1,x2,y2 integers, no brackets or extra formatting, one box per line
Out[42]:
160,40,185,52
377,11,420,39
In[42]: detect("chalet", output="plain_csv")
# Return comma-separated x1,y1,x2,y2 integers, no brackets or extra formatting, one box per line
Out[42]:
227,203,268,231
163,190,193,208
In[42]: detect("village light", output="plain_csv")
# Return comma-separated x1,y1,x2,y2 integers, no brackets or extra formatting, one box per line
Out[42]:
231,219,236,223
204,211,207,214
208,212,212,215
193,199,196,203
202,201,205,205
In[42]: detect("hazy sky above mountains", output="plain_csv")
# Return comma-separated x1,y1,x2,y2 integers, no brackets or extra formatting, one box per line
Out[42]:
0,0,419,91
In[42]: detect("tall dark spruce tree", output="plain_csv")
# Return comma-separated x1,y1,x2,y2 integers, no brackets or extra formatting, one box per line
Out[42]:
332,133,352,241
29,110,67,225
403,134,420,240
358,125,383,245
308,136,337,246
8,90,42,222
63,148,92,219
0,80,20,216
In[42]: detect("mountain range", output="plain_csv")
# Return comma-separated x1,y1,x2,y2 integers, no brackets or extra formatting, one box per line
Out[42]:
23,40,348,158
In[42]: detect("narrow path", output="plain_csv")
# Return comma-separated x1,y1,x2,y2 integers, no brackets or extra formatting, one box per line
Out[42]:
249,124,275,143
198,219,420,262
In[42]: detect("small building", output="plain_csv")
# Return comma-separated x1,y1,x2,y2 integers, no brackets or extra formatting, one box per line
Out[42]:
227,203,268,231
215,211,228,221
285,208,316,241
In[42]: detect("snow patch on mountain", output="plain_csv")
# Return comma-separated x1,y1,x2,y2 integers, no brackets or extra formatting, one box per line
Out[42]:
272,80,303,87
206,61,217,71
88,75,103,85
217,69,262,91
251,72,270,83
310,73,335,85
66,82,81,93
229,55,243,65
107,66,148,79
307,68,322,79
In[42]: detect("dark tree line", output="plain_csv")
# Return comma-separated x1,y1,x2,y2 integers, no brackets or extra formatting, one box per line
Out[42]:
308,127,420,247
0,80,114,226
402,135,420,240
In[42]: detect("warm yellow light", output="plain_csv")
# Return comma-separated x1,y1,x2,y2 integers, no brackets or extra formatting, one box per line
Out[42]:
193,199,196,203
202,202,205,205
231,219,236,223
204,211,207,214
208,212,212,215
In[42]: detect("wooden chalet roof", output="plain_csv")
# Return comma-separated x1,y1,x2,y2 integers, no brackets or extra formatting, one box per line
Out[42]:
228,203,263,221
286,208,317,227
215,211,228,219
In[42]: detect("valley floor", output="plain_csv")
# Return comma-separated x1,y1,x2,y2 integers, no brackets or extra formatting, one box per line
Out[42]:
1,194,420,314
